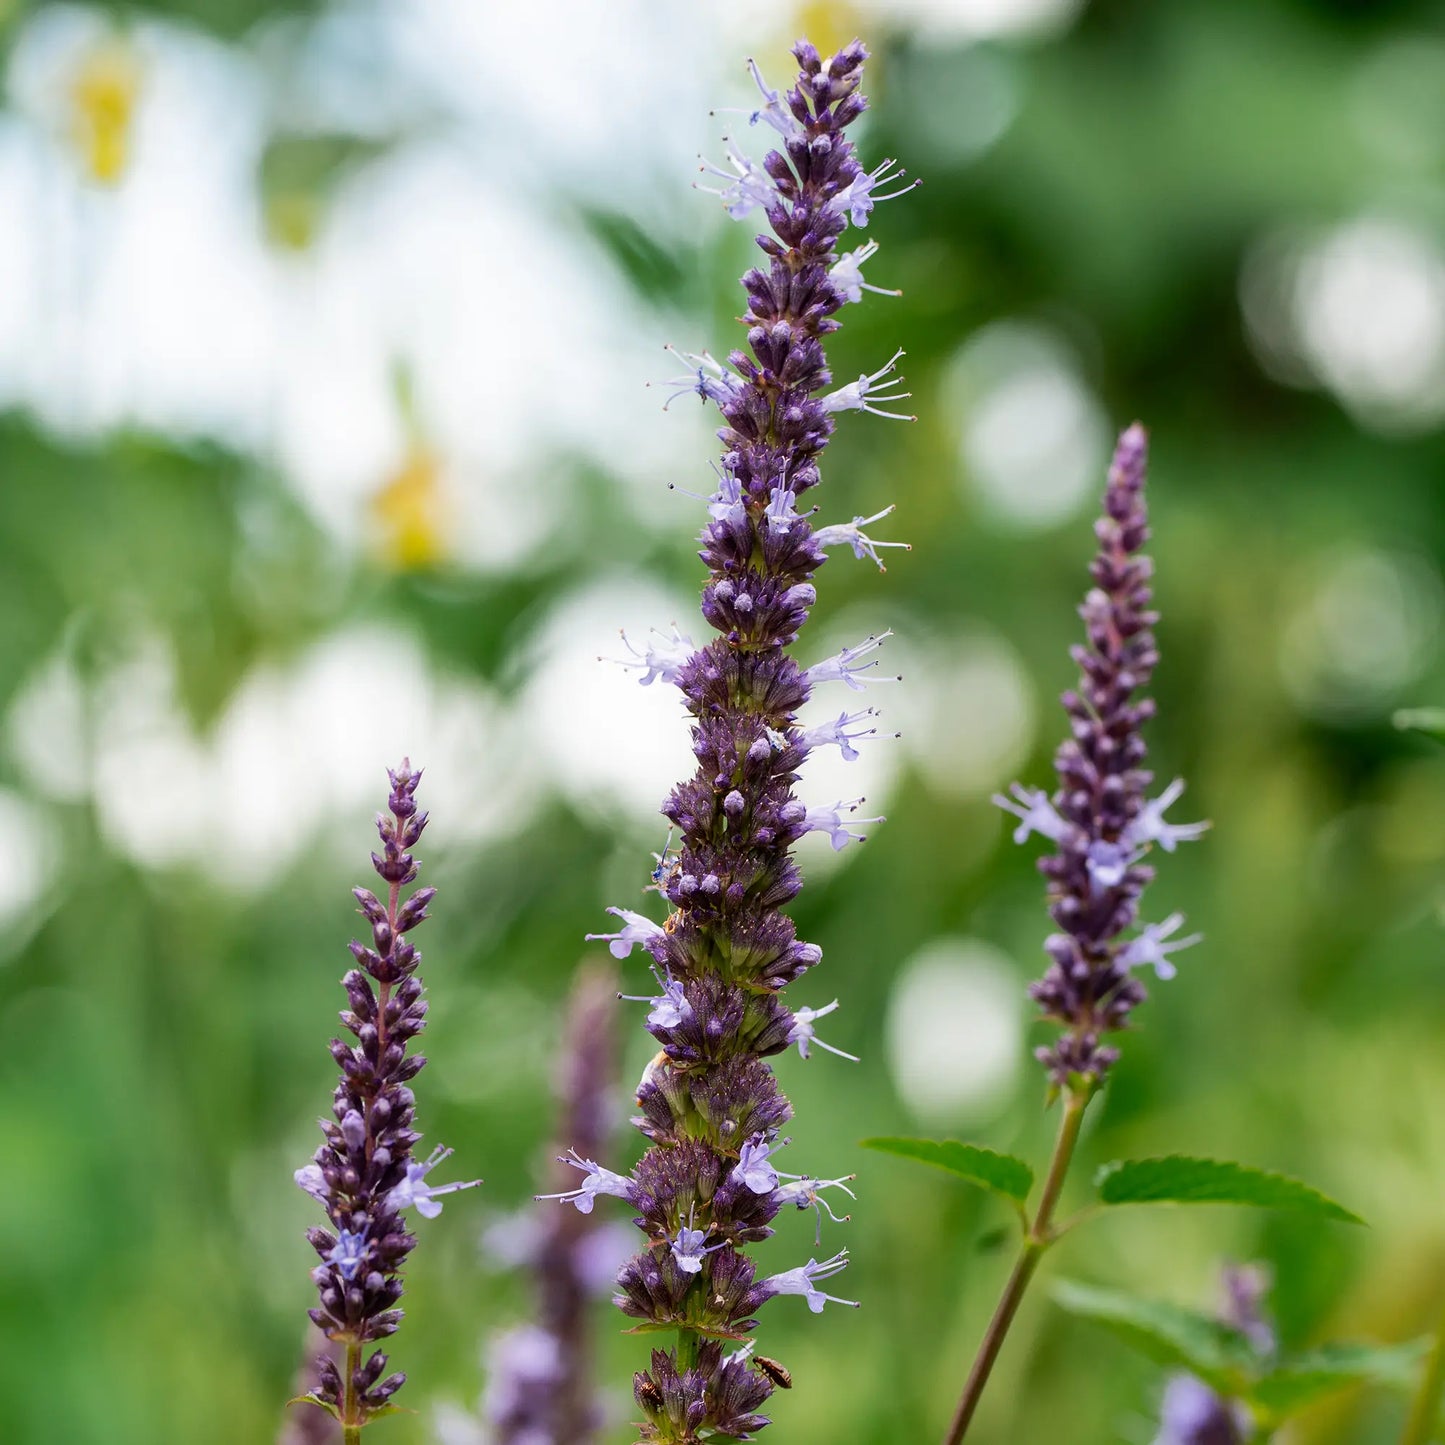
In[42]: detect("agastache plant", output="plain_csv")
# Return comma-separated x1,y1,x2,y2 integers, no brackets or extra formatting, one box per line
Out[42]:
994,423,1208,1088
549,39,912,1443
489,961,623,1445
941,427,1210,1443
291,762,480,1442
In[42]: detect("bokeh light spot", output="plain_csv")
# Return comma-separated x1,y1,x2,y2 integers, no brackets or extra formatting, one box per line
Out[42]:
886,937,1023,1124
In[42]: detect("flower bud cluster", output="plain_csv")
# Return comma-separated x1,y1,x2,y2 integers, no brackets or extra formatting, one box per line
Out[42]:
994,427,1208,1086
293,761,478,1429
571,40,912,1441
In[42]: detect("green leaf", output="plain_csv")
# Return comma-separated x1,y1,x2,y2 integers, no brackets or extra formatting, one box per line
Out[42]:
284,1394,414,1424
1394,708,1445,744
860,1137,1034,1205
1250,1340,1427,1415
1052,1280,1256,1392
1094,1156,1363,1223
286,1395,340,1422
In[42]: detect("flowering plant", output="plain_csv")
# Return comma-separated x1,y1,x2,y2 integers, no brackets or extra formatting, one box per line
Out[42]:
291,762,480,1442
538,37,914,1442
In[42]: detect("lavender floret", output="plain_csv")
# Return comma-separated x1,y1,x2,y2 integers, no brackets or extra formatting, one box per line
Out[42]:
993,426,1209,1086
1153,1265,1272,1445
292,761,479,1433
578,38,912,1441
1154,1376,1250,1445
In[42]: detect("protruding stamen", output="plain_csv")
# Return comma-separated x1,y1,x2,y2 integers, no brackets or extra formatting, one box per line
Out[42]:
603,623,694,687
775,1174,858,1245
534,1149,635,1214
1116,913,1202,981
654,344,743,411
799,708,891,762
387,1144,483,1219
695,140,778,220
761,1249,860,1313
585,906,664,959
618,965,691,1029
813,505,912,570
1123,778,1211,853
788,1000,860,1062
804,631,901,692
802,798,885,851
829,240,902,305
821,349,915,421
831,158,920,229
711,58,805,139
732,1134,786,1193
992,783,1069,846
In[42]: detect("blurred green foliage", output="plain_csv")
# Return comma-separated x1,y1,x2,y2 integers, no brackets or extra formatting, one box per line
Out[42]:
2,2,1445,1444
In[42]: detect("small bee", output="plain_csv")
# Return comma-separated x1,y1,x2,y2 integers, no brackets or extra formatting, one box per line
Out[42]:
648,826,682,893
754,1356,793,1390
635,1048,669,1103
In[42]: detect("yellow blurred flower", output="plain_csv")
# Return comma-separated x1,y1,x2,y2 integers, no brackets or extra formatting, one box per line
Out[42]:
369,445,453,572
67,38,143,187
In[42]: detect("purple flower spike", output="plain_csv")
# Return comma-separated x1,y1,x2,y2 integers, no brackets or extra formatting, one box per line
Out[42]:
484,962,624,1445
292,761,480,1431
591,38,911,1442
995,425,1209,1086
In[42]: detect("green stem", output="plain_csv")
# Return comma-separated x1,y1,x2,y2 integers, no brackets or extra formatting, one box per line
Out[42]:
941,1086,1091,1445
342,1338,362,1445
1401,1292,1445,1445
677,1327,701,1372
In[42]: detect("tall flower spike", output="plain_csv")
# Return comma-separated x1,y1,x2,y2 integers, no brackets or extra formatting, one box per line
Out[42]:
597,39,910,1443
993,424,1208,1086
291,761,480,1439
484,962,623,1445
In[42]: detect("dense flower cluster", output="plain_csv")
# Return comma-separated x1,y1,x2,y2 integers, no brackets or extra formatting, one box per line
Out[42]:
293,762,479,1432
553,39,911,1443
995,425,1207,1085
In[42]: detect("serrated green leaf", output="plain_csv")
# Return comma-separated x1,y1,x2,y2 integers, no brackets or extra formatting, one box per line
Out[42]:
860,1137,1034,1204
1250,1340,1427,1415
1394,708,1445,744
1094,1156,1363,1223
1052,1280,1256,1393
